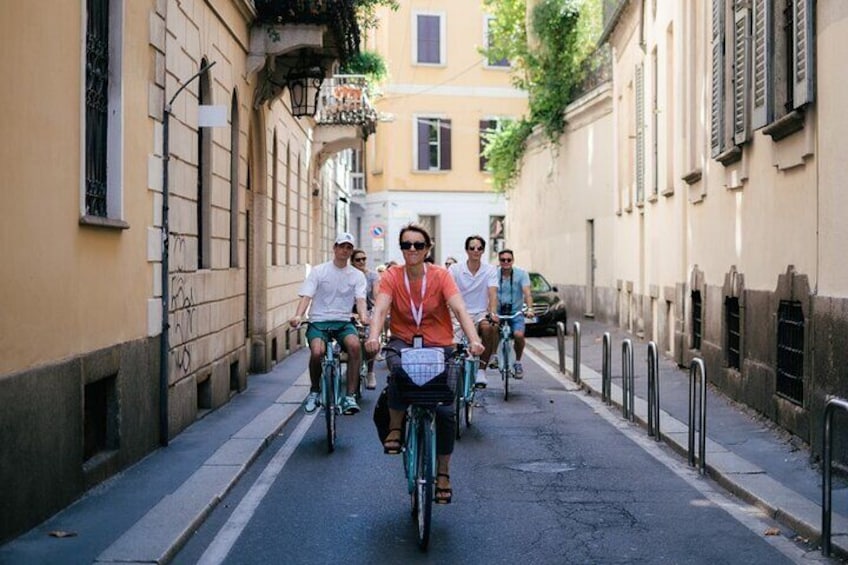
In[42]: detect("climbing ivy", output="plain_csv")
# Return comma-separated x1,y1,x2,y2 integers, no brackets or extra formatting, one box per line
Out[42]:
482,0,602,191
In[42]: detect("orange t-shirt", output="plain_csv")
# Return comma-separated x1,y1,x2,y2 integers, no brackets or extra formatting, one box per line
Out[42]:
378,264,459,347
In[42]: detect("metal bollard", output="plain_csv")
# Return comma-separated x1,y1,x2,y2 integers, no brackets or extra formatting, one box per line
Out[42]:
556,321,566,374
602,332,611,404
647,341,660,440
621,339,634,421
572,321,581,385
688,358,707,475
822,396,848,556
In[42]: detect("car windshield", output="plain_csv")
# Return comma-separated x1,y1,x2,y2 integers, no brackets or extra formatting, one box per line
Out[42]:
529,273,552,292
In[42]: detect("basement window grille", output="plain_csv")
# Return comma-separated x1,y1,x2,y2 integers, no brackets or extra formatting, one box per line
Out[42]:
725,296,741,370
85,0,109,217
776,300,804,404
691,290,703,350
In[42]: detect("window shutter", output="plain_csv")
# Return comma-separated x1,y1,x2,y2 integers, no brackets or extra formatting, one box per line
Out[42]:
440,119,452,170
479,120,488,171
733,0,751,145
710,0,725,157
417,15,440,64
792,0,814,107
751,0,772,129
635,63,645,203
417,118,429,170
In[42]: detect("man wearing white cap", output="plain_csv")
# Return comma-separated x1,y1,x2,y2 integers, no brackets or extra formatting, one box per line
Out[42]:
289,232,369,415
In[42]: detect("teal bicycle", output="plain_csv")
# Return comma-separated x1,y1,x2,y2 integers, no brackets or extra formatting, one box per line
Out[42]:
387,347,459,550
319,335,344,453
494,311,534,401
453,339,477,439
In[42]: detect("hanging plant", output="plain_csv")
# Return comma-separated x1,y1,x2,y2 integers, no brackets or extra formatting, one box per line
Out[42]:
340,50,388,83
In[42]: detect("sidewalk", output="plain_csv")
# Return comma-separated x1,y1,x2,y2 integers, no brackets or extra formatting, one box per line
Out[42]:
524,318,848,559
2,322,847,563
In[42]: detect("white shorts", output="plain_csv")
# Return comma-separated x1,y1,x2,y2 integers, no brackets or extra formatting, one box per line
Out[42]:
452,311,490,342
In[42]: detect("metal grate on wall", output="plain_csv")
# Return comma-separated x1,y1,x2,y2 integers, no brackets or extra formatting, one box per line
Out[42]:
726,296,741,370
691,290,703,350
776,299,804,404
84,0,109,217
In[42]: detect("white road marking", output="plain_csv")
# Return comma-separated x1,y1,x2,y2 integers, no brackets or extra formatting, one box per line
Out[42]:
197,413,316,565
524,349,824,563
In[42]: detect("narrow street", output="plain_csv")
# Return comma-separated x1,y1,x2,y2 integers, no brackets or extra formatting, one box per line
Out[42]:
172,343,813,564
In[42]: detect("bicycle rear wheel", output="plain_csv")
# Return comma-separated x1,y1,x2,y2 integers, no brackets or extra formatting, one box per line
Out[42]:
324,365,337,453
414,421,433,550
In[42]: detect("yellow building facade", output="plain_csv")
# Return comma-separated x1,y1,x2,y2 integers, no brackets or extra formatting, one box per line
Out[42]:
0,0,376,541
362,1,528,264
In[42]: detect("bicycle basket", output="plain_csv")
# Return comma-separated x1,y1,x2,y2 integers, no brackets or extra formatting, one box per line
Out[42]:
391,349,458,405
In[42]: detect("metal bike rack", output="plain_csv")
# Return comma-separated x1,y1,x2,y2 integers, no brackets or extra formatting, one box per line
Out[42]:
621,339,635,421
821,396,848,556
602,332,611,404
688,358,707,475
556,321,566,374
646,341,660,441
572,321,581,385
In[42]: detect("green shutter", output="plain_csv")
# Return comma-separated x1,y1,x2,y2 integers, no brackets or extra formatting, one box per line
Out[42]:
792,0,815,107
733,0,751,145
751,0,773,129
710,0,726,157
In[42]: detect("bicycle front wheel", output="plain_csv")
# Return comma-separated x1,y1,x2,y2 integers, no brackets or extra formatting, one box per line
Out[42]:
414,421,433,550
324,366,337,453
454,367,464,440
464,359,475,428
502,340,511,402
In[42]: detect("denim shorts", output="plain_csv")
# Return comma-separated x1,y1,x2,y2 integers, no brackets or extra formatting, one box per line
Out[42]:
504,313,526,334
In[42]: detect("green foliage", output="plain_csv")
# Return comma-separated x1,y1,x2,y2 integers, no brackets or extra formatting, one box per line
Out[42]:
356,0,399,34
482,119,534,192
481,0,604,191
341,50,388,83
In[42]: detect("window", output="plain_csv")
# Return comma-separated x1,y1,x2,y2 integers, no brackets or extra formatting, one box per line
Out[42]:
711,0,815,160
415,13,444,65
635,63,645,203
229,92,239,268
691,290,703,350
776,300,804,404
351,149,365,194
415,117,451,171
479,118,508,171
484,16,509,68
82,0,124,225
725,296,741,370
197,59,212,269
271,131,279,266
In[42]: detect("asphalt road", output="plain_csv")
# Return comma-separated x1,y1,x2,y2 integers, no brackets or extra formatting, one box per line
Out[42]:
173,350,820,564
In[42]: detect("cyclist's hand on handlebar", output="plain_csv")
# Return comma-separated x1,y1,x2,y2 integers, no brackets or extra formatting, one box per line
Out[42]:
364,337,381,355
469,340,485,356
486,312,500,324
289,315,304,328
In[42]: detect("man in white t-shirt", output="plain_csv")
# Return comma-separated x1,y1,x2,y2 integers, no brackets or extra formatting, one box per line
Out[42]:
289,232,369,415
448,235,499,387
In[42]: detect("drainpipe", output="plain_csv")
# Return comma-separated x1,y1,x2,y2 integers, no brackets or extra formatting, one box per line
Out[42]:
160,61,216,446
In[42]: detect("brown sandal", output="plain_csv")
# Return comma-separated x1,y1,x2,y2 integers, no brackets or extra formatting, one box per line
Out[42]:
435,473,452,504
383,428,403,454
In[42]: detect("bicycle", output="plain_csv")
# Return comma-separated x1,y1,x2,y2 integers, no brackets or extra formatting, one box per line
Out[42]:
386,347,459,550
319,334,344,453
494,311,534,401
453,338,477,439
339,321,369,401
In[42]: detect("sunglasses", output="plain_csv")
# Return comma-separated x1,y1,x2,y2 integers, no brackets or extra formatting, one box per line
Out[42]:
400,241,427,251
353,257,367,262
499,257,513,263
467,246,484,252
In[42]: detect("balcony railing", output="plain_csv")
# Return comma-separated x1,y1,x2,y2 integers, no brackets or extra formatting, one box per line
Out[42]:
315,75,378,133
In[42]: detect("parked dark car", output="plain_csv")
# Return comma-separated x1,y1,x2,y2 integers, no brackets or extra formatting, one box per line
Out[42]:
526,272,567,335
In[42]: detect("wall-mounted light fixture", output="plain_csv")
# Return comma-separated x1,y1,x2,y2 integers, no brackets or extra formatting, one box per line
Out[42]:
286,65,325,117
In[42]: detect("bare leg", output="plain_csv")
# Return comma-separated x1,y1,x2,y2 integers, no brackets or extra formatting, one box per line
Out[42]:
342,334,361,395
308,338,326,391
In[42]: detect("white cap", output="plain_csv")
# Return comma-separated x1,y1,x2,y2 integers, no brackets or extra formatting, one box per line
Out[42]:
334,232,355,246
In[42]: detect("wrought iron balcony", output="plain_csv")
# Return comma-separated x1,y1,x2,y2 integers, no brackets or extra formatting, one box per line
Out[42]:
315,75,378,135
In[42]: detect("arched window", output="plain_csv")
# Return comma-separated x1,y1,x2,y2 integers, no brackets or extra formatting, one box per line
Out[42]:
229,91,239,267
197,59,212,269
